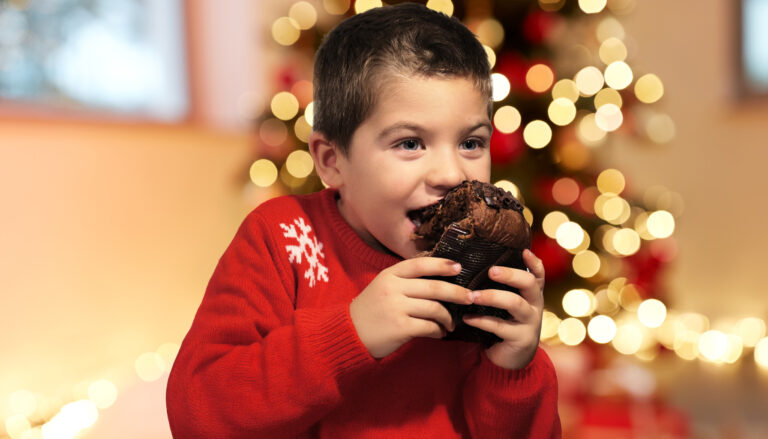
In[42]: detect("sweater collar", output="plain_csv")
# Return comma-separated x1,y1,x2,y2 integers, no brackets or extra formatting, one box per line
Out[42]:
320,188,402,269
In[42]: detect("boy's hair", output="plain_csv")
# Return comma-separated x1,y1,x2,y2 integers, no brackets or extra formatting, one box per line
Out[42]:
312,2,492,155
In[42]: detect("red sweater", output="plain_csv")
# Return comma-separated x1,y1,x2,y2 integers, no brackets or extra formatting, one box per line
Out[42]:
166,189,561,438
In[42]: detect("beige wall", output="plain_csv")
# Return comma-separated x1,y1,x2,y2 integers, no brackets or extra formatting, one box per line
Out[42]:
599,0,768,320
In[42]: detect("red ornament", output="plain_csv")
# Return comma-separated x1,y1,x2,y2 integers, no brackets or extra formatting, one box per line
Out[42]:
531,232,571,282
494,52,528,94
490,129,524,165
522,11,556,44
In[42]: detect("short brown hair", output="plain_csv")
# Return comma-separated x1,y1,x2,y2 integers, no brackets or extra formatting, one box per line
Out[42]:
312,2,492,155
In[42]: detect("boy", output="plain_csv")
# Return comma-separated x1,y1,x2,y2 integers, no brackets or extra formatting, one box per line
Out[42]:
167,3,560,438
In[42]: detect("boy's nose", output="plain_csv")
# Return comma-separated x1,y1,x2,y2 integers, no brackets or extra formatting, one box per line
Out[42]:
426,150,466,191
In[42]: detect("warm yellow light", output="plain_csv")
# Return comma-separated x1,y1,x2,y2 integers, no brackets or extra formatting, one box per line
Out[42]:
596,17,625,41
674,330,700,361
579,0,607,14
558,318,587,346
678,312,710,333
556,221,584,250
594,88,623,109
294,115,312,142
259,118,288,147
599,37,627,64
426,0,454,15
526,64,555,93
637,299,667,328
724,335,743,364
88,380,118,409
634,73,664,103
612,324,642,355
552,177,580,205
573,250,601,278
618,284,642,311
599,195,630,224
613,228,641,256
576,113,607,146
6,413,31,438
304,102,314,126
646,113,676,144
289,1,317,30
595,287,620,315
597,168,626,194
323,0,350,15
271,91,300,121
354,0,382,14
491,73,511,102
607,0,636,15
523,207,534,226
271,17,301,46
558,140,592,172
280,164,306,188
542,211,569,238
755,337,768,369
647,210,675,238
541,311,561,339
286,150,314,178
523,120,552,149
476,18,505,48
135,352,165,382
493,105,522,133
539,0,566,12
9,390,36,417
737,317,766,348
699,330,728,362
483,45,496,68
548,98,577,126
250,159,279,187
552,79,580,102
588,315,617,343
574,66,604,96
604,61,633,90
595,103,623,132
563,288,596,317
494,179,520,198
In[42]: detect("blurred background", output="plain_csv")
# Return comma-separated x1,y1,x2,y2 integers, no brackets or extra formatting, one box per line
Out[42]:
1,0,767,438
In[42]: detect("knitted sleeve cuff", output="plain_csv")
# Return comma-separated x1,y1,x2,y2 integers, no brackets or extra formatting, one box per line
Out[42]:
295,303,376,383
475,346,557,392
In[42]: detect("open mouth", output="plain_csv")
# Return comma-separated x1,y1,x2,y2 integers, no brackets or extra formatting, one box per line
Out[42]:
407,201,441,229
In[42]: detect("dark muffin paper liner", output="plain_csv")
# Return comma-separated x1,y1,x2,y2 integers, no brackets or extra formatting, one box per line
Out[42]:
427,224,526,348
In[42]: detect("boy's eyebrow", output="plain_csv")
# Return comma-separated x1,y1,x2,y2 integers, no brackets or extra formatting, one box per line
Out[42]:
377,121,492,140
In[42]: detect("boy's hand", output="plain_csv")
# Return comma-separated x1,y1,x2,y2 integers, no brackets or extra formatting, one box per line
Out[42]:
350,257,474,359
462,249,546,370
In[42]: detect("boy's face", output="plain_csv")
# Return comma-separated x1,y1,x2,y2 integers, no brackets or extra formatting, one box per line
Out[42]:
333,75,492,259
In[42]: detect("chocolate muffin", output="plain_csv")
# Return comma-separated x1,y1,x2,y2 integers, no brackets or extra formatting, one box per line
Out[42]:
409,180,531,347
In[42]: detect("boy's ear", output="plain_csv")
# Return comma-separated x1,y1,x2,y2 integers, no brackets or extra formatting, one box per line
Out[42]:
308,130,344,188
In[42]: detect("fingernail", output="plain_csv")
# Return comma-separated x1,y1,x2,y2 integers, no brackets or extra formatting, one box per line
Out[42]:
489,266,500,277
470,291,481,303
452,263,462,273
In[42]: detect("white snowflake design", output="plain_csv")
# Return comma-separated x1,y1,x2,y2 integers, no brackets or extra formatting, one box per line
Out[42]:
279,217,329,288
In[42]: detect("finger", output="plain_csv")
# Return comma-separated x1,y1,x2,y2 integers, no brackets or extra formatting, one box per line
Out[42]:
408,317,447,339
471,289,536,323
487,266,542,308
523,249,545,280
462,314,518,340
391,257,461,279
405,298,455,332
404,278,473,305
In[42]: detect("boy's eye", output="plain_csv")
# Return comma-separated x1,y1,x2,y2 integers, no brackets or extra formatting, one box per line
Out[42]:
398,139,423,151
460,139,486,150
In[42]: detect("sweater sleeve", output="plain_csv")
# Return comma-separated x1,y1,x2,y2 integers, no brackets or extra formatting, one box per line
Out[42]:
462,346,561,438
166,210,376,438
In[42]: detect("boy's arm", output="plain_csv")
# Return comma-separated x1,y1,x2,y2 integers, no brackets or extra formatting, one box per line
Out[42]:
462,346,561,438
166,211,375,438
